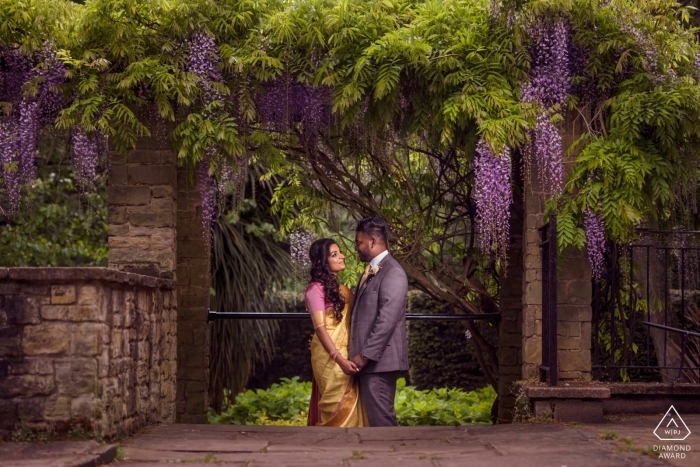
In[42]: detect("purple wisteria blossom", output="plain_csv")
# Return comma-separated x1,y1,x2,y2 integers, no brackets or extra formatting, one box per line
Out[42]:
0,44,67,213
290,230,316,279
72,129,99,190
521,17,570,196
474,140,512,262
584,207,606,280
199,161,215,241
187,31,226,236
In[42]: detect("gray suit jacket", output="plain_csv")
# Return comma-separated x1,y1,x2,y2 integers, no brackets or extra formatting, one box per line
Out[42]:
349,253,409,373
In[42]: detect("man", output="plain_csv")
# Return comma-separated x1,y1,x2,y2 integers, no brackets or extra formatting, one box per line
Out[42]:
349,216,409,426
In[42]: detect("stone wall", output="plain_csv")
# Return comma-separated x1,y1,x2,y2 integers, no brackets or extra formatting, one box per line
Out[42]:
522,116,592,381
0,268,176,440
108,117,177,279
106,111,211,423
497,159,524,422
175,168,210,423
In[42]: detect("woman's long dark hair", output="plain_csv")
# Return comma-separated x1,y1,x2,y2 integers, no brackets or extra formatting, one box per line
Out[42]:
308,238,345,322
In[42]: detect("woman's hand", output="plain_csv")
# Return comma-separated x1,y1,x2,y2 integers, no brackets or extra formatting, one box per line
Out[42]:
337,357,359,375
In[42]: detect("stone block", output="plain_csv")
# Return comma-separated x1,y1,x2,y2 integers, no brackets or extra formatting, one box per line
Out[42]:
524,282,542,305
72,323,103,356
499,332,522,348
41,305,101,322
499,346,520,366
108,236,151,250
533,399,552,418
128,208,175,228
108,224,130,236
0,335,20,358
150,229,176,250
71,395,95,419
557,321,569,337
0,399,17,424
553,399,603,423
128,165,176,186
581,321,591,346
569,322,581,337
0,375,55,398
523,336,542,366
56,359,97,396
185,390,207,415
78,285,99,306
23,323,70,355
0,283,20,294
108,206,127,224
109,185,151,206
44,396,72,419
559,337,582,350
4,296,40,324
565,280,592,305
558,349,591,372
152,185,174,198
109,164,128,184
17,398,46,422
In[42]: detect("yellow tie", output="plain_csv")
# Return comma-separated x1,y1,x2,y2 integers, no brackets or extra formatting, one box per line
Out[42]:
358,264,371,291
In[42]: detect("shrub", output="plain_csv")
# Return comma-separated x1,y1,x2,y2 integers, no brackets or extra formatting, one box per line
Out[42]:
210,377,496,426
209,377,311,426
407,292,487,391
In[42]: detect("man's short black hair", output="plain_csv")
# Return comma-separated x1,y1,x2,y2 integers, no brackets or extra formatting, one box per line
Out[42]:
356,216,389,244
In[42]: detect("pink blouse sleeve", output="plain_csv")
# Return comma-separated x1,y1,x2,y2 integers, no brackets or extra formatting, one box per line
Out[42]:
305,282,326,313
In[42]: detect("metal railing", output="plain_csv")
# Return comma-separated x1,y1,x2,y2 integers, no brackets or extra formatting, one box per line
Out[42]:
593,231,700,383
539,215,558,386
208,311,501,321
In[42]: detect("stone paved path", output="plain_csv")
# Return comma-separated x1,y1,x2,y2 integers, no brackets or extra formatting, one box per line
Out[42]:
1,415,697,467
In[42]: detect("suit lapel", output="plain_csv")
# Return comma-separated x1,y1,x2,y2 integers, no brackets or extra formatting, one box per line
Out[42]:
354,254,391,305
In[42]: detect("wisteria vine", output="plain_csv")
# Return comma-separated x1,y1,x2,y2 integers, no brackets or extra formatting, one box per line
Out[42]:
474,140,512,263
521,17,570,196
584,207,606,280
0,44,66,213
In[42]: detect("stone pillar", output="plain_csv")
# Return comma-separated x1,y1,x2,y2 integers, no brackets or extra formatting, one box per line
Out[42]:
522,117,592,381
175,168,210,423
108,123,177,279
107,109,211,423
497,157,524,422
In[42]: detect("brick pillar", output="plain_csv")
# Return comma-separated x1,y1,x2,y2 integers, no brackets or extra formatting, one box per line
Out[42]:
175,168,210,423
522,117,592,381
498,155,524,422
108,120,177,279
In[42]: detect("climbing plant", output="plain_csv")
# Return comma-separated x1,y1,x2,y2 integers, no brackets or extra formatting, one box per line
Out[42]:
3,0,700,393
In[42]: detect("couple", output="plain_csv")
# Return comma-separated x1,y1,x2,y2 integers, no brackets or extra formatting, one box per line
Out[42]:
304,216,409,427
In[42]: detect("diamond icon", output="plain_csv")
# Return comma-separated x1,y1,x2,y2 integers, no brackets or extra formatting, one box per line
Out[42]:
654,406,691,441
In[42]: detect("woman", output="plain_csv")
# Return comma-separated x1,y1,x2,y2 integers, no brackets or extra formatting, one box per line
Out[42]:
305,238,367,427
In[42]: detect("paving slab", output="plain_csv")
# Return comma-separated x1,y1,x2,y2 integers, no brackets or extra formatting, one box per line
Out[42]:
106,422,673,467
4,415,698,467
0,443,116,467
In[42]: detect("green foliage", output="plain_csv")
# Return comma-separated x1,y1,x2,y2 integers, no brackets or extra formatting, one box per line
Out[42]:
209,377,497,426
394,378,496,426
0,171,107,267
407,292,486,391
209,377,311,426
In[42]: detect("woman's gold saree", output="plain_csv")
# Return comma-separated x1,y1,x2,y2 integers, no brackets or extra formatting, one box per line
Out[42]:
306,283,367,427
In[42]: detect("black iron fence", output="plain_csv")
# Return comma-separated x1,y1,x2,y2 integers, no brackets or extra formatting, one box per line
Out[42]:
208,311,501,321
593,230,700,383
539,215,558,386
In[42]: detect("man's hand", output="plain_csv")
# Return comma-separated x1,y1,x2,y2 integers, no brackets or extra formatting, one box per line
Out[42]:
351,354,368,371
